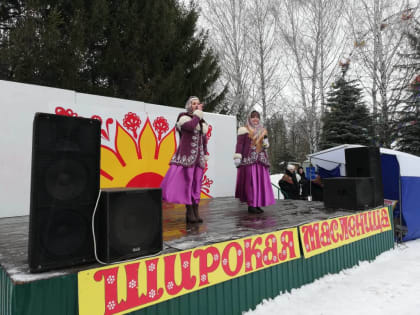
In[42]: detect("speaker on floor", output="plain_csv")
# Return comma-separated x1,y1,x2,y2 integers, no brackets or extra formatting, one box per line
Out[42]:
28,113,101,272
94,188,162,263
323,177,375,210
345,147,384,206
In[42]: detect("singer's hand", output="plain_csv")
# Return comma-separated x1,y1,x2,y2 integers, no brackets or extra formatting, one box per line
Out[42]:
263,138,269,148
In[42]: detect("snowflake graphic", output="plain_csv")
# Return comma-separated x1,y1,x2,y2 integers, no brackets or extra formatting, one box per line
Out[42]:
107,300,116,310
237,249,242,256
107,275,115,284
214,254,219,261
149,289,156,299
256,252,261,258
306,244,309,249
182,261,189,269
167,281,174,290
222,258,228,266
272,237,276,243
289,241,293,246
245,242,250,248
282,249,286,255
200,274,207,282
148,263,156,272
128,280,137,289
273,256,277,262
246,262,251,269
281,236,285,242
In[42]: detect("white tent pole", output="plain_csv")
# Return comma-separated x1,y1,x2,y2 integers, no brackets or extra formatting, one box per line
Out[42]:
309,157,312,200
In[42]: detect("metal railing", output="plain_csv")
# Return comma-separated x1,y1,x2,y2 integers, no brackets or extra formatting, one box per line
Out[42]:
271,183,287,199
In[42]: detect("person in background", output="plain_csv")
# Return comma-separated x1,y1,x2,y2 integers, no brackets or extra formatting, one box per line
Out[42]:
278,164,300,199
310,172,324,201
161,96,209,223
234,110,275,213
297,166,309,199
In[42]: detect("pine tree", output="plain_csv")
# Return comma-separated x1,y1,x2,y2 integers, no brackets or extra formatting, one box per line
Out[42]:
396,27,420,156
320,63,372,150
0,0,224,109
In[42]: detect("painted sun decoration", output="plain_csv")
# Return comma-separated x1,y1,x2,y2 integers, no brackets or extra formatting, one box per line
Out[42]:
55,107,213,198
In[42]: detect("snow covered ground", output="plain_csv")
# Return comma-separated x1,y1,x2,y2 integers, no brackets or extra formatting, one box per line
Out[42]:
245,239,420,315
270,173,284,199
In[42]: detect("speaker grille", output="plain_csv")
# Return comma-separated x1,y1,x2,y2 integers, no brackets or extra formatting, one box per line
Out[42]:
94,188,162,263
345,147,384,207
323,177,375,210
38,208,90,257
28,113,100,272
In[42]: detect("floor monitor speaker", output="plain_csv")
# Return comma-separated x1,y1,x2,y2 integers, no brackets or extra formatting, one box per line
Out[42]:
323,177,375,210
94,188,162,263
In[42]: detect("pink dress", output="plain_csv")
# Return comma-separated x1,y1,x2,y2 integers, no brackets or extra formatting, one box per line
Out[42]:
161,111,208,205
234,127,275,207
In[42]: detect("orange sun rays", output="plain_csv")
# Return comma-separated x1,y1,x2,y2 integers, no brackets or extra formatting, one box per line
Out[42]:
100,118,176,188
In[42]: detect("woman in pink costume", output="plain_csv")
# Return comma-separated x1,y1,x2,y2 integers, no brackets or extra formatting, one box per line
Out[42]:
234,110,275,213
161,96,209,223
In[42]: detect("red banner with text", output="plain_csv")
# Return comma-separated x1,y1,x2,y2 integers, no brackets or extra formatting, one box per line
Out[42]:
299,207,392,258
78,228,300,315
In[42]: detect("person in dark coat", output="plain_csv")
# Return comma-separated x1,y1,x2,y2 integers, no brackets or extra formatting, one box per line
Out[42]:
297,166,309,199
278,164,300,200
310,173,324,201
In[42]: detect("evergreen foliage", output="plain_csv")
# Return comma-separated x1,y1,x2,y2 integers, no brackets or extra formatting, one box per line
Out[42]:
396,27,420,156
0,0,224,109
320,66,372,150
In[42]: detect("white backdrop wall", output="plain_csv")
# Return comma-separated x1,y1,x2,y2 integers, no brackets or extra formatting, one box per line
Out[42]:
0,80,236,218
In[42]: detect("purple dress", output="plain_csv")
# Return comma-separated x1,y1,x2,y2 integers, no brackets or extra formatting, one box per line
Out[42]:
161,110,209,205
234,127,275,207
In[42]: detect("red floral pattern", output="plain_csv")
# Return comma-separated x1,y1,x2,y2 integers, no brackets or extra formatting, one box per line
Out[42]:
55,107,78,117
123,112,141,138
206,125,213,141
153,116,169,141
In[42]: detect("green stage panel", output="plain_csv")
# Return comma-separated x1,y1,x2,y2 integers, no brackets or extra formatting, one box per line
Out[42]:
1,207,394,315
1,267,13,315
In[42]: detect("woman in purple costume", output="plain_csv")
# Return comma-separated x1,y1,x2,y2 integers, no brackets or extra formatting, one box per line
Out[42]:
234,110,275,213
161,96,209,223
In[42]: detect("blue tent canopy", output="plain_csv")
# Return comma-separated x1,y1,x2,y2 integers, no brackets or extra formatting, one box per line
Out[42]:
308,145,420,241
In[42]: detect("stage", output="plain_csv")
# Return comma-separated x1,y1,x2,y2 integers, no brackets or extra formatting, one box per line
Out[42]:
0,197,394,315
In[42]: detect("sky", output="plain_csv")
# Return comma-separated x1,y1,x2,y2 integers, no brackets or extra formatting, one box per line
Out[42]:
245,238,420,315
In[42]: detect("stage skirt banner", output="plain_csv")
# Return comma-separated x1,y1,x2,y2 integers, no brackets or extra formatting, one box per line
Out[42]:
299,207,392,258
78,228,301,315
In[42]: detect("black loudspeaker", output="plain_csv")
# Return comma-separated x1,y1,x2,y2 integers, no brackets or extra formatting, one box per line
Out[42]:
345,147,384,206
94,188,162,263
323,177,375,210
28,113,101,272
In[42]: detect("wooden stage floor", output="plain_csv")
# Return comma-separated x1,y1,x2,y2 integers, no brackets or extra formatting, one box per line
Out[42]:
0,197,353,284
